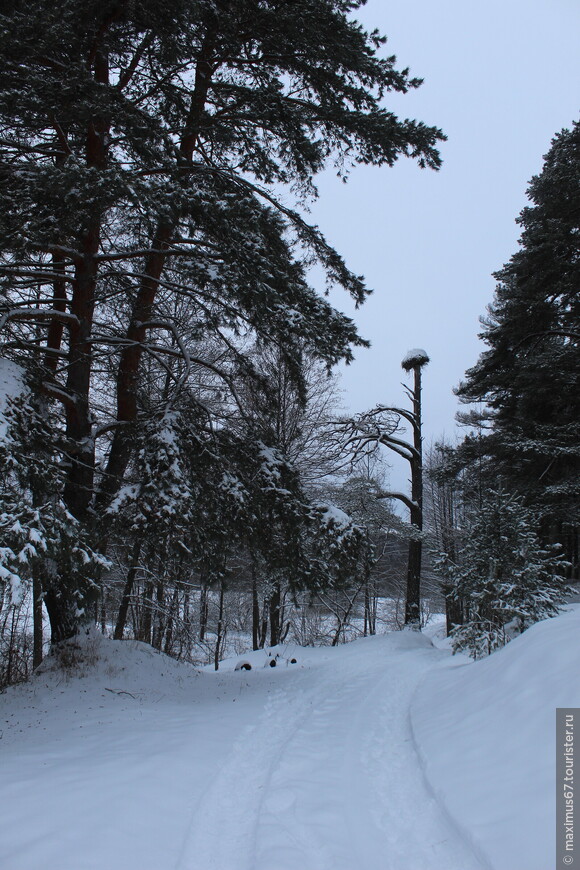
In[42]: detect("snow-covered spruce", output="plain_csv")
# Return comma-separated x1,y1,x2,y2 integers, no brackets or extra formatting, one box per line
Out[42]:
438,488,570,658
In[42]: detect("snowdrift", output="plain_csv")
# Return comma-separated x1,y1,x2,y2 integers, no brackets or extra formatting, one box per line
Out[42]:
2,612,577,870
411,605,580,870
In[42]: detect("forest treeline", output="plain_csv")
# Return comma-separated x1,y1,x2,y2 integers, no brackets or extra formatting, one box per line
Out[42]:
0,1,577,683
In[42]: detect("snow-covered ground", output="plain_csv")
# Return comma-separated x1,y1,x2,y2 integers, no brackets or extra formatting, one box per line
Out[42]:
1,607,577,870
413,604,580,870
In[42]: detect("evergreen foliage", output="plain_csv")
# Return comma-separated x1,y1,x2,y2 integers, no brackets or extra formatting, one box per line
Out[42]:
439,489,570,659
0,0,444,646
456,121,580,535
0,379,108,640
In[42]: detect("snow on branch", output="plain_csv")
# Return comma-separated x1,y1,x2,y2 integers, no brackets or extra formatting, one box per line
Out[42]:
0,308,79,334
375,490,418,513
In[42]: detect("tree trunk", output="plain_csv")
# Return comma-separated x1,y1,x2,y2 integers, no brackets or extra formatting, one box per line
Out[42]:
43,250,68,373
181,590,191,658
269,582,281,647
405,364,424,628
370,589,377,636
100,34,217,504
49,48,111,645
445,593,464,636
331,590,359,646
44,588,83,646
139,581,154,643
259,598,269,649
363,584,368,637
164,588,179,655
405,535,422,626
152,581,165,650
363,535,375,636
100,589,107,635
114,540,143,640
6,607,17,685
199,580,208,642
214,581,225,671
252,567,260,651
32,575,43,668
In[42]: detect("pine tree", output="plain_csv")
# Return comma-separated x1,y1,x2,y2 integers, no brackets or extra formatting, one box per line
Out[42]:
0,0,444,643
456,121,580,567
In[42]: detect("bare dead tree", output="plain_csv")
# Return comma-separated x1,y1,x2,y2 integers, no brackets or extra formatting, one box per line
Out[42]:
340,350,430,628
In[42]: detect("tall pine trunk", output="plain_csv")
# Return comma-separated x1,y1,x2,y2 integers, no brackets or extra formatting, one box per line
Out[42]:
252,566,260,651
199,581,209,642
214,581,225,671
404,364,424,628
114,540,143,640
101,33,217,504
32,575,43,668
45,47,110,645
269,582,281,647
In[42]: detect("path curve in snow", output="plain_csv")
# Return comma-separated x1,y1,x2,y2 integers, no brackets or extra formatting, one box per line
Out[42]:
178,631,485,870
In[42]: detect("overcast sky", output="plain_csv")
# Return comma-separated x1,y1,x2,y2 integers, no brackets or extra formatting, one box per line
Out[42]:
308,0,579,490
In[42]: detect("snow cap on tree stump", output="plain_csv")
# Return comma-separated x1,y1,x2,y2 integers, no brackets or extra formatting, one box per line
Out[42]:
401,348,430,371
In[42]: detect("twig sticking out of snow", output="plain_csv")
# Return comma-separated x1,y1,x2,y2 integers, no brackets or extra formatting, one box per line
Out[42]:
105,688,137,699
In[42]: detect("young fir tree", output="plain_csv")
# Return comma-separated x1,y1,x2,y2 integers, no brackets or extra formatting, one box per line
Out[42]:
439,489,570,659
0,0,444,643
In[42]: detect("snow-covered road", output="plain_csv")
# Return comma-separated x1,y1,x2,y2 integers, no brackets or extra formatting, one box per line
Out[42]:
1,629,485,870
178,632,483,870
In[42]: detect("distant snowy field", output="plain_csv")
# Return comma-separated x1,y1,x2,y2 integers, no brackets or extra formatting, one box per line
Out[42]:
0,357,24,442
1,607,578,870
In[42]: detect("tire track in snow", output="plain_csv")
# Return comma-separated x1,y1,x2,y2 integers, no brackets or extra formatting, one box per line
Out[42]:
253,642,485,870
174,678,322,870
177,638,487,870
347,650,487,870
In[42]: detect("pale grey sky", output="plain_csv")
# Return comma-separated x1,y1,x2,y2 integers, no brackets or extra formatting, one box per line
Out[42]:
309,0,579,490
